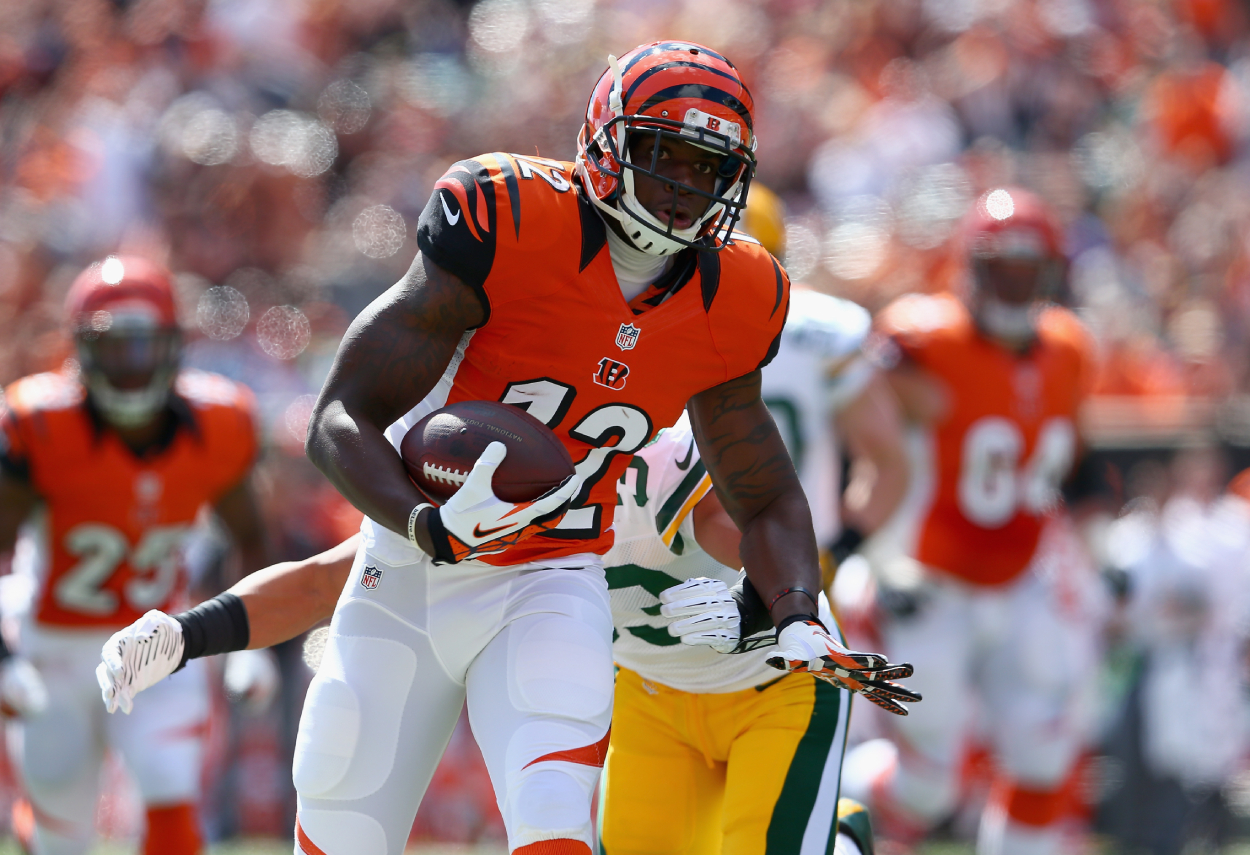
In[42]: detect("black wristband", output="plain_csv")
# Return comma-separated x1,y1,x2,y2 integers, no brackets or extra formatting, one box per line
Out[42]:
733,576,774,639
173,592,250,670
424,507,459,565
828,525,866,565
0,630,12,664
775,612,825,636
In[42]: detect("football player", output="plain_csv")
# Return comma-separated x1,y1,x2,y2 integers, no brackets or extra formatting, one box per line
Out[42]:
99,42,913,855
839,188,1096,855
98,411,911,854
0,256,267,855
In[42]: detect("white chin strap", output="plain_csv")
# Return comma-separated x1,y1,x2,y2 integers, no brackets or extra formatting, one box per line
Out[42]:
86,374,172,428
979,297,1036,343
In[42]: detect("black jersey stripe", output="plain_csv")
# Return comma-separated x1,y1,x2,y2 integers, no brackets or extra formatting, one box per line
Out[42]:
495,153,522,240
697,249,721,312
637,84,753,131
770,256,786,319
577,186,608,272
624,61,746,106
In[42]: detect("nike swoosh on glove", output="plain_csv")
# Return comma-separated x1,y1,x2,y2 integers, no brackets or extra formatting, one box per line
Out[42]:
426,441,582,564
96,609,185,715
766,619,922,716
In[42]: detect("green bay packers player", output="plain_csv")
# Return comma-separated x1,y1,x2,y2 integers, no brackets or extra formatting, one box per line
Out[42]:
96,411,906,854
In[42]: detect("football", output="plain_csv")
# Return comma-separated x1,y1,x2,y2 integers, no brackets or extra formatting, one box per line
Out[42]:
400,400,576,505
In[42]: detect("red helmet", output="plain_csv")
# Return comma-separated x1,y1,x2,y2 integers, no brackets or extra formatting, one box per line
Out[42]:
964,187,1063,263
575,41,757,256
961,188,1065,342
65,256,182,428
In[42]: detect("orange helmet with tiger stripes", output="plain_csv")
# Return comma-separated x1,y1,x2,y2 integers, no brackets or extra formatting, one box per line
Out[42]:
575,41,757,256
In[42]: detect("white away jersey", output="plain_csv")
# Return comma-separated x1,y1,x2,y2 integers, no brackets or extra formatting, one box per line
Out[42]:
760,288,873,547
605,413,782,694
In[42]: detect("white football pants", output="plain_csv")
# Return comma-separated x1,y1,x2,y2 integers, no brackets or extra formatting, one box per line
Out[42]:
843,562,1095,855
7,624,208,855
293,543,615,855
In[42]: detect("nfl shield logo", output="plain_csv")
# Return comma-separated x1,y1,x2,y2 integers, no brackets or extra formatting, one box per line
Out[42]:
361,565,383,590
615,323,641,351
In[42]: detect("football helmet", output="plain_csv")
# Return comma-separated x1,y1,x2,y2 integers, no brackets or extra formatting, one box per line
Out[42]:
575,41,757,256
739,182,786,259
64,256,181,428
962,187,1064,344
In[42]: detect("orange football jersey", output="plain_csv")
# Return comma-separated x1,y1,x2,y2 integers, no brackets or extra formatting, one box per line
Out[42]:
878,293,1094,586
414,153,789,565
0,369,258,628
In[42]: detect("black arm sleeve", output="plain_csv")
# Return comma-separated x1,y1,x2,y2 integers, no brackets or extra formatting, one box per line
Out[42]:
174,592,250,670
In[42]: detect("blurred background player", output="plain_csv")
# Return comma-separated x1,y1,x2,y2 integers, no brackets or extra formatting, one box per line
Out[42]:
740,186,910,590
839,188,1097,855
0,256,268,855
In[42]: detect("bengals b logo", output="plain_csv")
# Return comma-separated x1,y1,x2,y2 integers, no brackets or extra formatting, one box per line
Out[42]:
593,357,630,390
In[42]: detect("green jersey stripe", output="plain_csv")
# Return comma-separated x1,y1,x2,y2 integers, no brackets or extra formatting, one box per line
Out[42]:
654,459,708,534
765,679,843,854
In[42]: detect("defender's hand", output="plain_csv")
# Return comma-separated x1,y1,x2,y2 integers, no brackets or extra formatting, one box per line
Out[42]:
0,658,48,719
766,619,921,716
427,442,582,563
96,610,184,715
660,576,776,654
660,578,741,653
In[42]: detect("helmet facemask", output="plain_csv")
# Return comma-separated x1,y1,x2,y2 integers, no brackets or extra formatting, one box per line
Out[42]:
75,310,181,429
583,115,755,255
576,49,757,256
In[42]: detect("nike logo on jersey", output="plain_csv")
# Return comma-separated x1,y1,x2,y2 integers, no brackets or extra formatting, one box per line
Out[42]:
675,440,694,471
473,522,511,539
440,193,461,226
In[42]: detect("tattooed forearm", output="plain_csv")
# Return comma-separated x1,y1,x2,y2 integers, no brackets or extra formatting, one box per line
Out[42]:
689,371,823,623
306,252,485,540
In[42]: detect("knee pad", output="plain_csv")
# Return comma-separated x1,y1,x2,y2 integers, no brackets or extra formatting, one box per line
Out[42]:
507,614,613,723
292,624,416,801
506,763,599,851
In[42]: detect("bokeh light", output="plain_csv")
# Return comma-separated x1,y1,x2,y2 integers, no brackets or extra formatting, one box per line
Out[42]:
197,286,250,341
257,305,312,360
352,204,407,259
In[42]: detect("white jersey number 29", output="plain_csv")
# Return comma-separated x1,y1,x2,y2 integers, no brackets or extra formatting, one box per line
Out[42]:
56,523,190,616
956,416,1075,528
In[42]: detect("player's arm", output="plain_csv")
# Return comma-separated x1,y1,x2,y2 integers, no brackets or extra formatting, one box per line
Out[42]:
96,536,359,714
305,252,483,553
212,478,271,578
836,372,910,536
0,470,38,555
884,358,948,426
687,369,821,624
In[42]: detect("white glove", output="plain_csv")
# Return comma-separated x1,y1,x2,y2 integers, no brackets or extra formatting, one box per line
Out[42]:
660,578,741,654
96,609,185,715
767,619,921,716
427,441,582,563
224,648,280,715
0,658,48,719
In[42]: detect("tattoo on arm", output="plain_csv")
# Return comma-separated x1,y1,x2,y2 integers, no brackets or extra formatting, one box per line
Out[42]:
688,371,822,622
688,371,797,523
305,253,485,540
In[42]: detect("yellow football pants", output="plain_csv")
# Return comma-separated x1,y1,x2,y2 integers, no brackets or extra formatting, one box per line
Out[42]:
600,666,849,855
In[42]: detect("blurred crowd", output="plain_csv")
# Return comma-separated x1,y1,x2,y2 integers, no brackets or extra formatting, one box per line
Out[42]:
6,0,1250,849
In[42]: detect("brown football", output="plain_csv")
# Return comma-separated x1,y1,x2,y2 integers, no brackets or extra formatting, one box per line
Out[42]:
400,400,575,505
